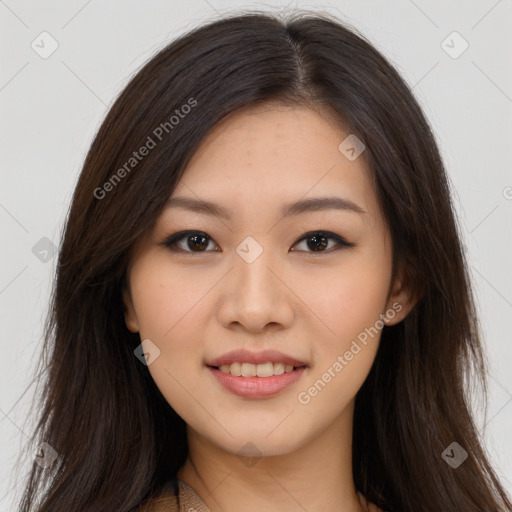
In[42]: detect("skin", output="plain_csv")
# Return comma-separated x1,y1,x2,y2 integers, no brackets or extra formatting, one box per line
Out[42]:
123,102,417,512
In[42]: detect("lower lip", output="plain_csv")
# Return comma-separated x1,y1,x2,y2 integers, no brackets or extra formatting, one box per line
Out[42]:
207,366,307,398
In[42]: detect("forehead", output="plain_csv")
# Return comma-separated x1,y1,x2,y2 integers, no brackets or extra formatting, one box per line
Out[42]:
172,102,380,225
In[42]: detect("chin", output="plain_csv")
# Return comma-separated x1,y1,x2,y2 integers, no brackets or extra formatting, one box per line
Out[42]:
206,426,307,459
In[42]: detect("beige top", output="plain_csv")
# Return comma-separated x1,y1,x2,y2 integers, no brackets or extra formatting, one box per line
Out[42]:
144,479,384,511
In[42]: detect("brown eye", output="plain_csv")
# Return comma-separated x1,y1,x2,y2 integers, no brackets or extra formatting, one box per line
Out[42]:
306,233,328,251
185,233,210,251
160,231,220,253
291,231,354,253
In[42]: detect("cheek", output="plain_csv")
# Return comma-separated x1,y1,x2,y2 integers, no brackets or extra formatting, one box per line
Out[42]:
128,258,210,430
294,249,391,400
296,280,385,419
298,255,391,347
127,258,205,408
128,252,215,393
129,253,213,343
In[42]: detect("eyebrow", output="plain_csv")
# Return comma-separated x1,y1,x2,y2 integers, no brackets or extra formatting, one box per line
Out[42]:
165,196,366,220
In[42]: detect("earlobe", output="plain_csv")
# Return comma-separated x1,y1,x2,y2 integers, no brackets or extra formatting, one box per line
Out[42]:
383,270,420,326
122,286,140,333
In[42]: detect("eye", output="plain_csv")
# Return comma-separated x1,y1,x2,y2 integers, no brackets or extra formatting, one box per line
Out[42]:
290,231,354,253
160,230,354,254
160,231,220,253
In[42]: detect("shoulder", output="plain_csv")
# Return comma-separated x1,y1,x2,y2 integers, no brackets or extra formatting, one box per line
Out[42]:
139,479,210,512
144,482,383,512
358,492,385,512
362,501,385,512
137,485,178,512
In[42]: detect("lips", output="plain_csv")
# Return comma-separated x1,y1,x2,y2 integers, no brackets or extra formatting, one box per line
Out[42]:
206,349,307,368
205,349,308,399
208,365,307,398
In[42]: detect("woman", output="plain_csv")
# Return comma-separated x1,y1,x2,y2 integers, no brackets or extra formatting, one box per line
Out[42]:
16,9,512,512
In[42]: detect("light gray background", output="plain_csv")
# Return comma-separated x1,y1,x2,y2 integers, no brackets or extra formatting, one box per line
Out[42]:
1,0,511,509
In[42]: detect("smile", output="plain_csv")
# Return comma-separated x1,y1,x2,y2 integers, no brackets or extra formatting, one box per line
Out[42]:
217,361,298,377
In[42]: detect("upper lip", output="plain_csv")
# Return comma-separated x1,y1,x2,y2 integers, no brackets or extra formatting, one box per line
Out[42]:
206,349,307,368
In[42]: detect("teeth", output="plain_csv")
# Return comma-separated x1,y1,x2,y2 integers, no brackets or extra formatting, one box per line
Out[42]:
242,362,257,377
229,362,242,376
218,362,297,377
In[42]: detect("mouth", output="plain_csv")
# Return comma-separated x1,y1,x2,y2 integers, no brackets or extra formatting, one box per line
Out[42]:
206,362,308,398
209,361,305,377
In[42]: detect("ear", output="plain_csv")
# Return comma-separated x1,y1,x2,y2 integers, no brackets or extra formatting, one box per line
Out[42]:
382,265,420,326
122,285,140,333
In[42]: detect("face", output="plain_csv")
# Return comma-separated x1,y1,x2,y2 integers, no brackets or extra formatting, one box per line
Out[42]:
123,102,414,458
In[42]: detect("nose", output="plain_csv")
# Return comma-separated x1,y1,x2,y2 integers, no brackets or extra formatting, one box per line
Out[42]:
216,246,295,333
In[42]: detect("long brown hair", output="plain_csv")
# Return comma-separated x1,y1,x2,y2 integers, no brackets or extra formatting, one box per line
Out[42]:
15,9,511,511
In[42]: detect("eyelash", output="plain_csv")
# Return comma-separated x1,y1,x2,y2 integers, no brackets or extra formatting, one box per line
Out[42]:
159,230,355,255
